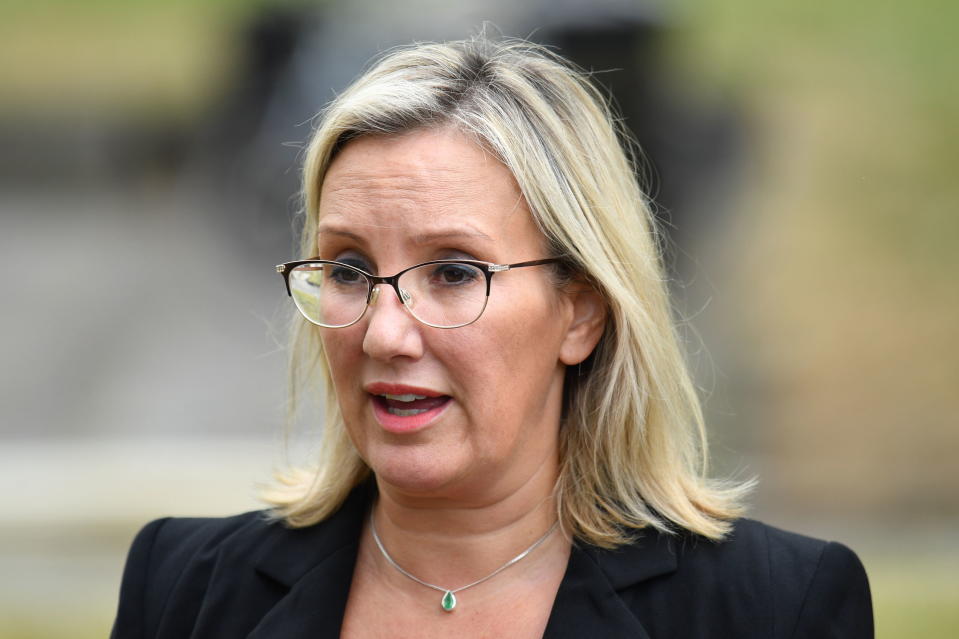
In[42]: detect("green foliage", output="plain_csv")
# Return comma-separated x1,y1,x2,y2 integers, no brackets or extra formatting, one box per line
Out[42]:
668,0,958,285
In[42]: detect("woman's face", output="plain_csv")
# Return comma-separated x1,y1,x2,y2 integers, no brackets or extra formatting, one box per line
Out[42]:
317,128,584,501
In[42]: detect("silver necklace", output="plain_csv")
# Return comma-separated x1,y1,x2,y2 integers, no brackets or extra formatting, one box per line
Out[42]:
369,510,559,612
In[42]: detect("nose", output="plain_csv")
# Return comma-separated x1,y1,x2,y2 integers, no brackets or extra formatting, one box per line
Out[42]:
361,283,425,362
368,284,413,308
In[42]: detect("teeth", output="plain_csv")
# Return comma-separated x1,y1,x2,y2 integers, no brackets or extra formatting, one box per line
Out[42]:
387,407,428,417
382,393,427,402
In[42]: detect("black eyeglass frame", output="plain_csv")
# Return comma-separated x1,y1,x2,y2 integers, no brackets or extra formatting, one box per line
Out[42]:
275,257,562,329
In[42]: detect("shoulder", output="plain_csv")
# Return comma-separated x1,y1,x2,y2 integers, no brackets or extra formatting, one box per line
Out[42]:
594,518,873,638
688,517,866,583
111,485,372,639
682,519,873,638
721,519,871,602
111,512,282,638
124,511,276,579
731,520,874,639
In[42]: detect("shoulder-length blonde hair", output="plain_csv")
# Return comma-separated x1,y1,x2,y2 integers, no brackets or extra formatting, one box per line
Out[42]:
262,35,750,546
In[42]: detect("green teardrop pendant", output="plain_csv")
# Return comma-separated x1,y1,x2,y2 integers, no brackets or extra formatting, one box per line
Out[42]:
441,590,456,612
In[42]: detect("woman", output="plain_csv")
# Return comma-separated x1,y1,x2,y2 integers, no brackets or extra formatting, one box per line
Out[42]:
113,37,872,638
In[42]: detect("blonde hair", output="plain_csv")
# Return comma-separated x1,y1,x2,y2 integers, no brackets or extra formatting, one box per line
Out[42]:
262,35,751,546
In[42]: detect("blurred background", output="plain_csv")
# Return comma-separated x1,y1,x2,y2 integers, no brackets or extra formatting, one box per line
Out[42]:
1,0,956,636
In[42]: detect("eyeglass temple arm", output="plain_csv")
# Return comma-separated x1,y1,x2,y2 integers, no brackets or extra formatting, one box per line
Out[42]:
275,263,293,296
489,258,564,272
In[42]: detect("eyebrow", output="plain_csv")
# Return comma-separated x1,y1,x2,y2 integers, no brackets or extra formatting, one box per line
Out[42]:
316,227,365,244
316,224,493,246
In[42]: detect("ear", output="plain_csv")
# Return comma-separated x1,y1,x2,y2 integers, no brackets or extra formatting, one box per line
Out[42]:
559,282,608,366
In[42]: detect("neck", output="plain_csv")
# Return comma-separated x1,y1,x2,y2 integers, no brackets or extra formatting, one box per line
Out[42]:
367,459,565,590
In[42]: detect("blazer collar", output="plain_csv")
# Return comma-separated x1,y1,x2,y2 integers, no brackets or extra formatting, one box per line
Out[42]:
252,481,373,589
581,526,680,589
542,528,679,639
247,482,372,639
248,481,680,638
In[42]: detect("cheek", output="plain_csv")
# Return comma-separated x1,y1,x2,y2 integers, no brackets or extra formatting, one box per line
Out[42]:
320,329,364,402
449,296,565,412
487,284,567,362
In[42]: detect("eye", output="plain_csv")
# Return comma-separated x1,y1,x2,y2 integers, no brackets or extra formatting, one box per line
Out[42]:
329,260,368,286
428,262,481,286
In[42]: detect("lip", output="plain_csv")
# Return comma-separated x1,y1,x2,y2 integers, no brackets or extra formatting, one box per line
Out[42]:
364,382,445,397
365,382,451,434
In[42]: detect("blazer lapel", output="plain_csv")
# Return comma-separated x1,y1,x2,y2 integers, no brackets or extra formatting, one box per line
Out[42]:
248,542,359,639
543,528,679,639
246,483,373,639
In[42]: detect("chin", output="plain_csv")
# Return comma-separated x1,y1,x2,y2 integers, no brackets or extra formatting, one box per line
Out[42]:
373,469,462,499
367,448,467,498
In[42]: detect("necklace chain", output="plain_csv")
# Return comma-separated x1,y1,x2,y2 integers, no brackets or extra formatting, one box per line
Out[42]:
369,509,559,611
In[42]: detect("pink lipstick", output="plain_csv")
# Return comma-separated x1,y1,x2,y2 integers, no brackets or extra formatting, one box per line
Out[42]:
365,383,451,433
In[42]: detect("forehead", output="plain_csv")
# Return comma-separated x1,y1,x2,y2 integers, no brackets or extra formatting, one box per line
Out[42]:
317,129,540,249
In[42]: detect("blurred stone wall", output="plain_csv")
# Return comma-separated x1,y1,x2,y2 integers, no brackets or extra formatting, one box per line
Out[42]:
1,1,957,637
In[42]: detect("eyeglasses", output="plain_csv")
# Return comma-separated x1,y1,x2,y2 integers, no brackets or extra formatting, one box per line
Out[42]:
276,258,562,329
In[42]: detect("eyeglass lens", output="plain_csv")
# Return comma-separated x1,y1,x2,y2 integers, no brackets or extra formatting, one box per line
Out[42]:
288,262,489,328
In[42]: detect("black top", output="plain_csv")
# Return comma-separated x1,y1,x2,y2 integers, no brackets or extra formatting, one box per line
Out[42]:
111,483,873,638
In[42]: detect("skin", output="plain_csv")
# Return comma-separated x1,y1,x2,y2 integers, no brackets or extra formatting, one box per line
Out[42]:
318,127,606,637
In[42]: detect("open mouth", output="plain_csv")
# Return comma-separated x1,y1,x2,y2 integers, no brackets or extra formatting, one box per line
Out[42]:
372,393,451,417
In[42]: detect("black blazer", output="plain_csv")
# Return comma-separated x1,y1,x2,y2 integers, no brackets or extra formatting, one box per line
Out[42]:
111,483,873,638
